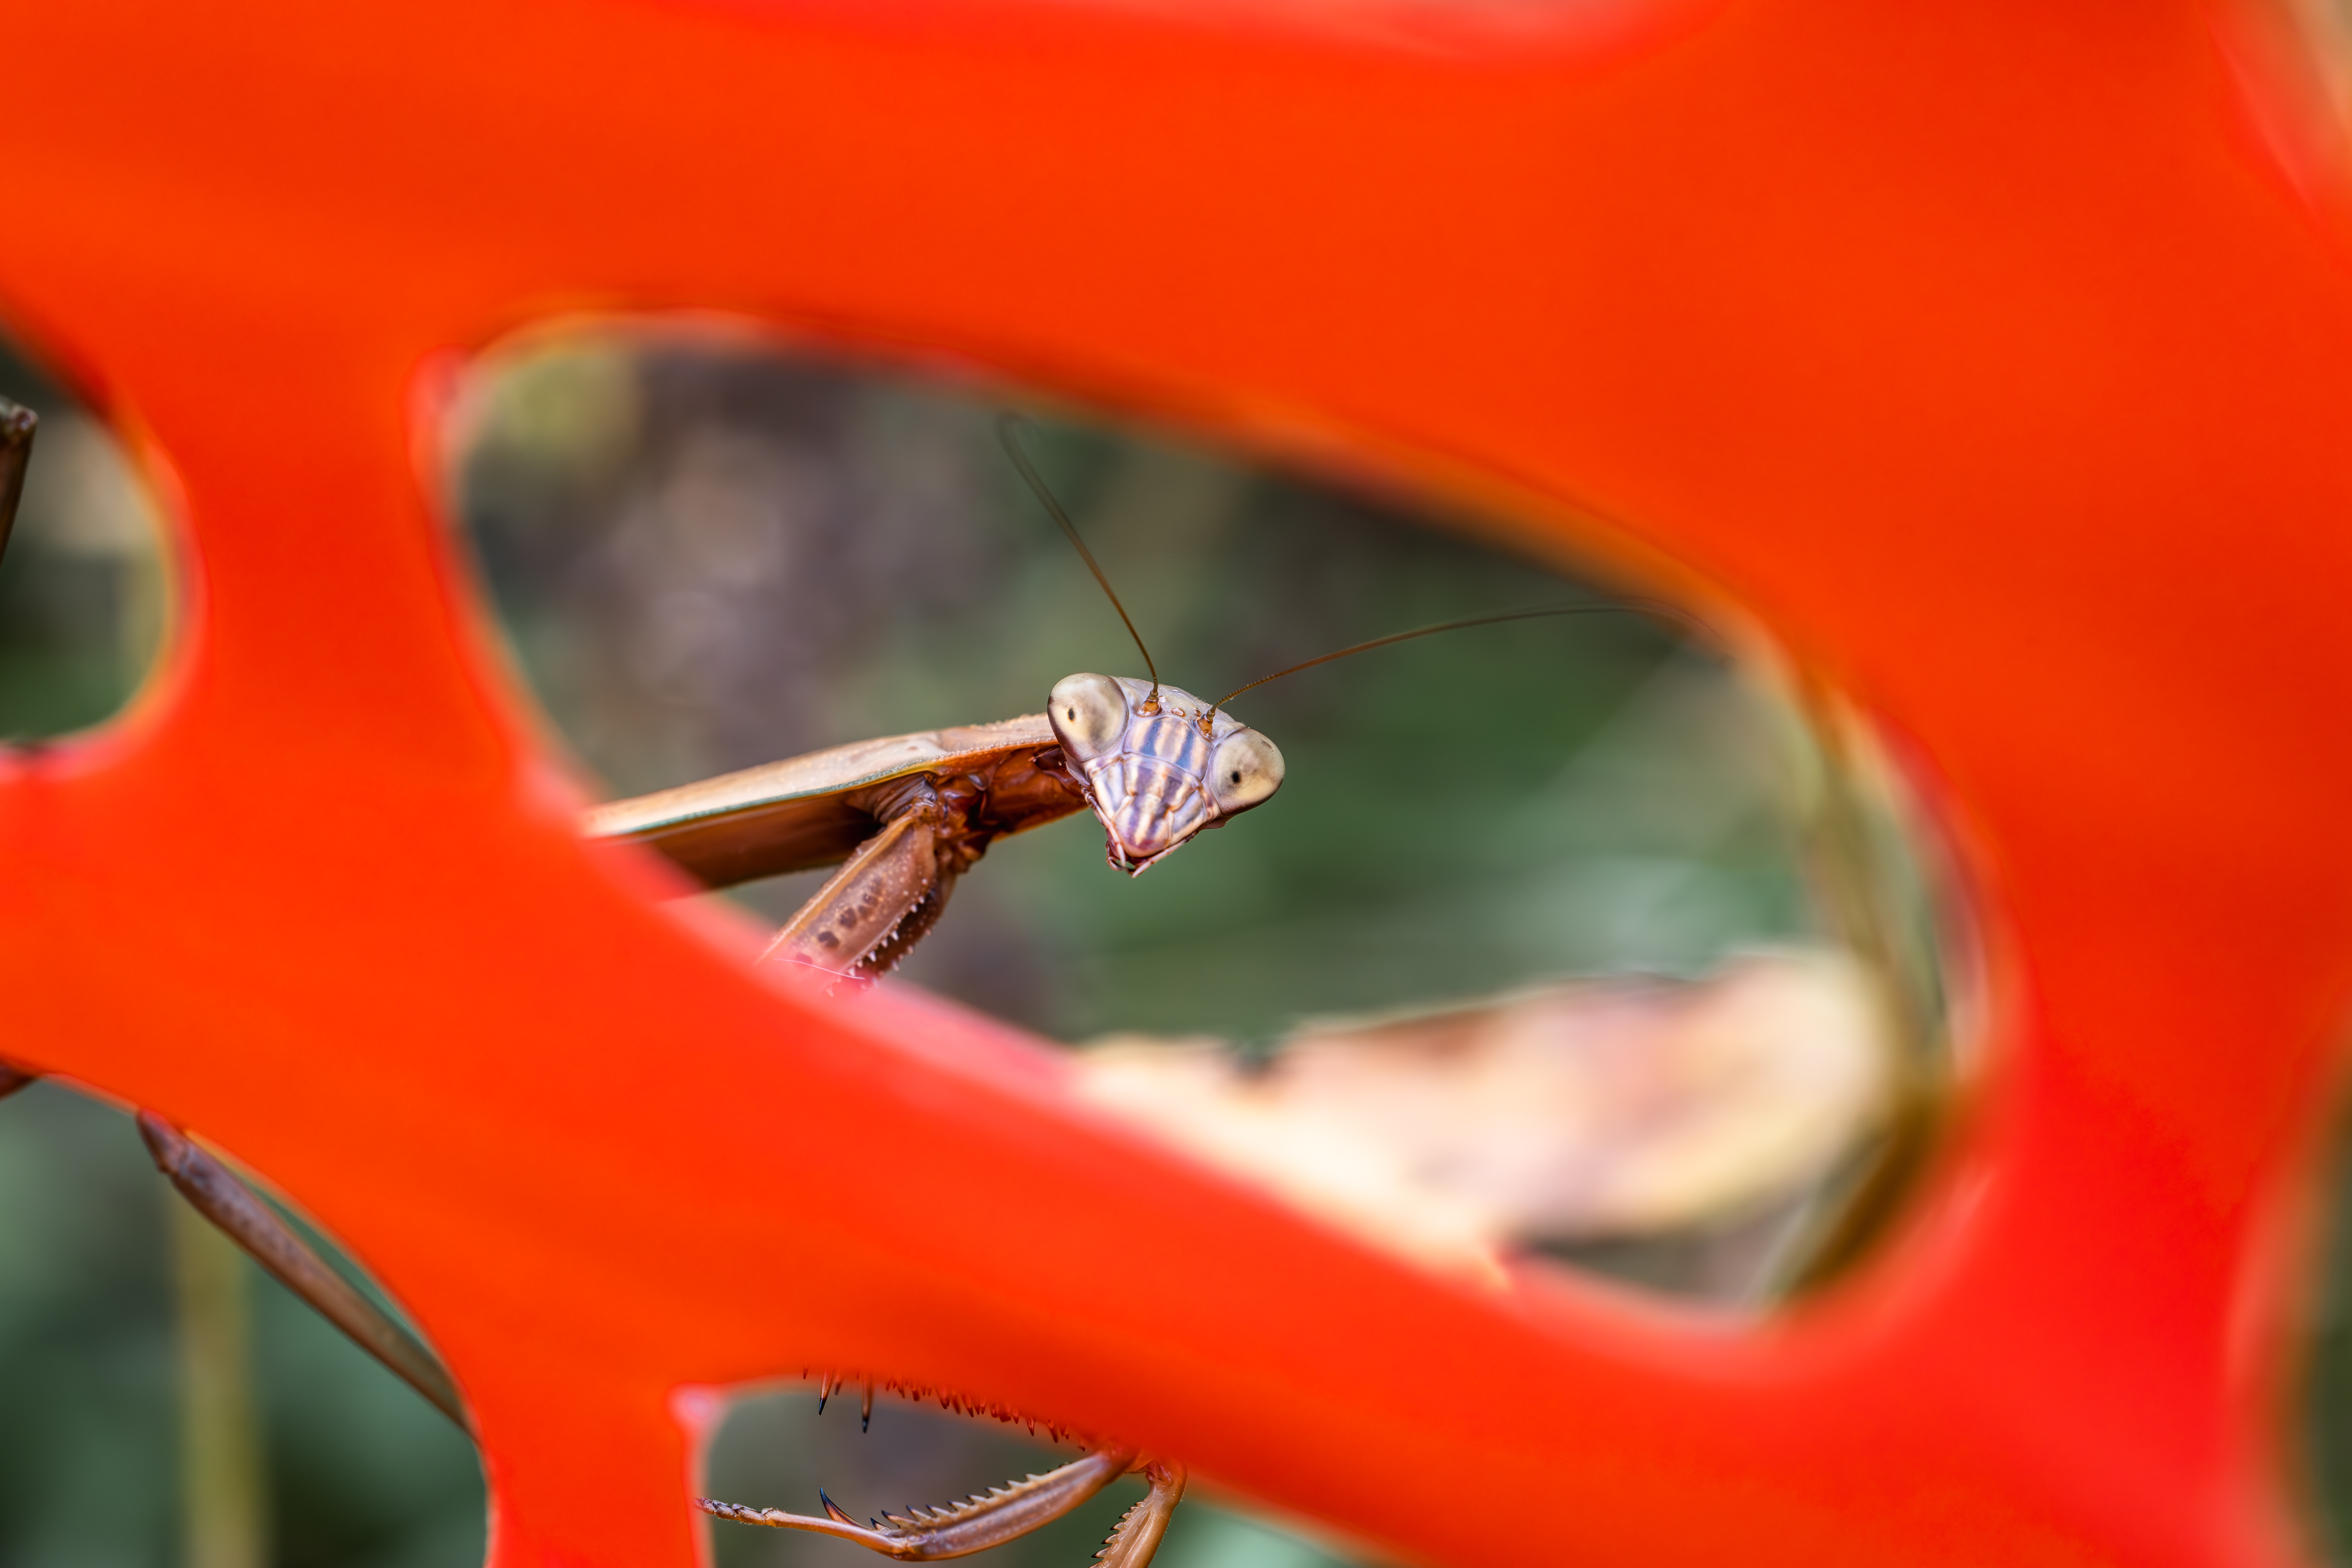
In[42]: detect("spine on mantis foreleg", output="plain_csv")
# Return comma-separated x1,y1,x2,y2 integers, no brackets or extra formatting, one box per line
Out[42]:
760,804,948,980
1091,1461,1185,1568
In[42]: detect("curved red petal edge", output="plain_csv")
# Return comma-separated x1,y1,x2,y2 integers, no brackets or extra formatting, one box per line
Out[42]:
4,2,2350,1566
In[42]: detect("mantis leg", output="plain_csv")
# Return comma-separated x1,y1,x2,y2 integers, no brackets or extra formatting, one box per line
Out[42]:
0,1068,468,1430
136,1112,471,1432
698,1445,1186,1565
113,1100,1185,1567
1095,1460,1185,1568
760,802,958,982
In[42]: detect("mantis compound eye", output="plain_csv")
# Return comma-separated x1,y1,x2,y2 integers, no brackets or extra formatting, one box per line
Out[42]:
1209,728,1284,814
1048,671,1130,761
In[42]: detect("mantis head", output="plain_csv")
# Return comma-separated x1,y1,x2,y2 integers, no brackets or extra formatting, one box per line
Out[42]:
1047,673,1284,874
1002,412,1691,878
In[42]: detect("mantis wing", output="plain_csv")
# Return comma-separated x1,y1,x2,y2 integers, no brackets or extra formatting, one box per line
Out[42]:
583,714,1074,890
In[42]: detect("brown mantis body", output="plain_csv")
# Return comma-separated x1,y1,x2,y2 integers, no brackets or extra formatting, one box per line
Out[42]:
572,425,1673,1560
0,406,1241,1568
583,714,1087,983
577,664,1283,1561
583,672,1288,991
3,411,1729,1568
580,669,1287,1561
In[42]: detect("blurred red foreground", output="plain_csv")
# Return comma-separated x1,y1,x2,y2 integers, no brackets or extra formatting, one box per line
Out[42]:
4,0,2352,1564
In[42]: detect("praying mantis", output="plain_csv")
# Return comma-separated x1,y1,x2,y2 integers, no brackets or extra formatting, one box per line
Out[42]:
583,421,1688,1561
0,403,1703,1567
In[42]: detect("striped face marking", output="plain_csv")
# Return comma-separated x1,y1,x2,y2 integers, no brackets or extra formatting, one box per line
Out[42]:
1047,674,1285,876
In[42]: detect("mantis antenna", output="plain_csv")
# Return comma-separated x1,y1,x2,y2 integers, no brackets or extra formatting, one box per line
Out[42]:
1215,599,1709,710
1000,411,1706,721
999,414,1164,711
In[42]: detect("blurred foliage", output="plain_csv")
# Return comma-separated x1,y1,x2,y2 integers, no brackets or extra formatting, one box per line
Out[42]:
2306,1123,2352,1564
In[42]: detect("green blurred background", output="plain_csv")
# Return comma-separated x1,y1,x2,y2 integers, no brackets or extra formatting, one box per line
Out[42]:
0,334,1976,1568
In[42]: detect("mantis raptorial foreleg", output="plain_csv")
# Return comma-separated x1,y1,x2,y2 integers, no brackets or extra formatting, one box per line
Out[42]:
589,722,1089,988
758,779,979,981
695,1445,1184,1563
